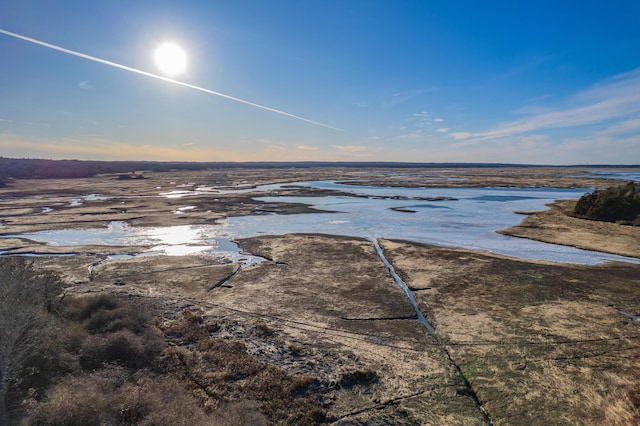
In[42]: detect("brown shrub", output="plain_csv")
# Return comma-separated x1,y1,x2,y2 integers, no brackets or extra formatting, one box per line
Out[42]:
26,367,211,425
64,294,150,335
0,258,63,423
162,310,214,344
65,294,120,321
340,367,379,388
254,321,274,336
79,329,163,371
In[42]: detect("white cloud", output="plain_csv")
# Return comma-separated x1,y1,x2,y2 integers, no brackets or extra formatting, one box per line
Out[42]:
332,145,366,152
413,111,431,118
411,111,433,127
451,132,473,139
597,117,640,136
395,129,424,140
296,144,318,151
436,128,450,133
403,133,639,164
434,117,444,122
78,80,93,90
465,68,640,141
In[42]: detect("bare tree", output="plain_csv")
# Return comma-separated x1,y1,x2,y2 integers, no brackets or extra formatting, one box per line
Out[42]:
0,258,62,424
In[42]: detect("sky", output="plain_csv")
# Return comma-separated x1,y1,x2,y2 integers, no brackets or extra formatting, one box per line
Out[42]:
1,1,640,164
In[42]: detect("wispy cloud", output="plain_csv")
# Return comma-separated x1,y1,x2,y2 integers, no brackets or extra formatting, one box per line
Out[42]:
332,145,366,152
394,130,424,140
434,117,444,122
296,144,318,151
525,93,554,103
456,68,640,142
0,136,232,161
597,117,640,136
78,80,93,90
411,111,433,128
386,88,435,106
436,128,449,133
451,132,473,139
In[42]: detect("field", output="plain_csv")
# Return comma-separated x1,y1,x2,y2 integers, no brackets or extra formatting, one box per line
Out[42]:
1,166,639,424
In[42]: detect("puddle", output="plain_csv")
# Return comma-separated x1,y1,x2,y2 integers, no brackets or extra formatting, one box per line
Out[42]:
173,206,197,214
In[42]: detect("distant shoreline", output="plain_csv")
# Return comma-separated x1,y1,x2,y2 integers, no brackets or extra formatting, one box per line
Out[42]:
2,156,639,180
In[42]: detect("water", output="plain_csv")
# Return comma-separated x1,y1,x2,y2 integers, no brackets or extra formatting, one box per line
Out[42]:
223,181,639,264
588,170,640,182
4,181,639,265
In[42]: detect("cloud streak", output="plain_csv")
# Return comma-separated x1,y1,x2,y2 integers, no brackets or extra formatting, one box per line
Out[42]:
455,68,640,141
332,145,366,152
0,28,341,131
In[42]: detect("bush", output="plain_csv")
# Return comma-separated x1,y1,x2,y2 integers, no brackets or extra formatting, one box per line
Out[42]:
64,294,150,335
79,329,163,371
26,367,211,425
574,181,640,225
339,367,379,388
162,310,213,344
0,258,63,423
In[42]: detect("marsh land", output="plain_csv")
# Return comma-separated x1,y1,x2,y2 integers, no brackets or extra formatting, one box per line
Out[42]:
1,165,639,424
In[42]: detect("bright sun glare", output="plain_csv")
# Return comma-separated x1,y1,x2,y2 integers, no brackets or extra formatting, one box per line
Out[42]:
153,42,187,76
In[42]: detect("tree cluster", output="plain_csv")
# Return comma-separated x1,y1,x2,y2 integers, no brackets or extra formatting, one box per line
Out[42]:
573,181,640,225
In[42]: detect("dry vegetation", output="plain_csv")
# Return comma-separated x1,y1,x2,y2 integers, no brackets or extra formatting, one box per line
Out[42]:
2,167,639,424
379,239,640,425
573,181,640,225
1,265,327,425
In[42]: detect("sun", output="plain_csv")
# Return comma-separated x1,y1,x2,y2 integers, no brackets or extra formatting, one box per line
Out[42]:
153,42,187,76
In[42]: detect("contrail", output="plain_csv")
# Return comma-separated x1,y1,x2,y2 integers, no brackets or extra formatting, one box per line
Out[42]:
0,28,341,130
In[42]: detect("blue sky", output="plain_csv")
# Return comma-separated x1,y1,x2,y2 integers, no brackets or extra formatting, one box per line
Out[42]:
1,0,639,164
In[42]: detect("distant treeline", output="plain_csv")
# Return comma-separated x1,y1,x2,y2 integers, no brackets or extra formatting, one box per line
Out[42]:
0,157,638,181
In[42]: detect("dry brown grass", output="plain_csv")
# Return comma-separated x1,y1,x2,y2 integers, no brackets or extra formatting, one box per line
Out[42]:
160,311,327,425
381,240,640,425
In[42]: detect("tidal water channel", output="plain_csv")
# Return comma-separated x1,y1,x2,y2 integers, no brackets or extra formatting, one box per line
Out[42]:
6,180,640,265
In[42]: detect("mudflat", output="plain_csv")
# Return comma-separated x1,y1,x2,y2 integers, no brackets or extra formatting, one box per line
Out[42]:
1,166,638,424
499,199,640,258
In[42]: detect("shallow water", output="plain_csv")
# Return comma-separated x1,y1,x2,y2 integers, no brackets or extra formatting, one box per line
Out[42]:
5,181,640,265
588,170,640,182
223,181,639,264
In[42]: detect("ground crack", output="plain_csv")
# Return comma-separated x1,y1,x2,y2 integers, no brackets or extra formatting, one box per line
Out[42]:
440,343,494,425
340,315,417,321
208,266,241,291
